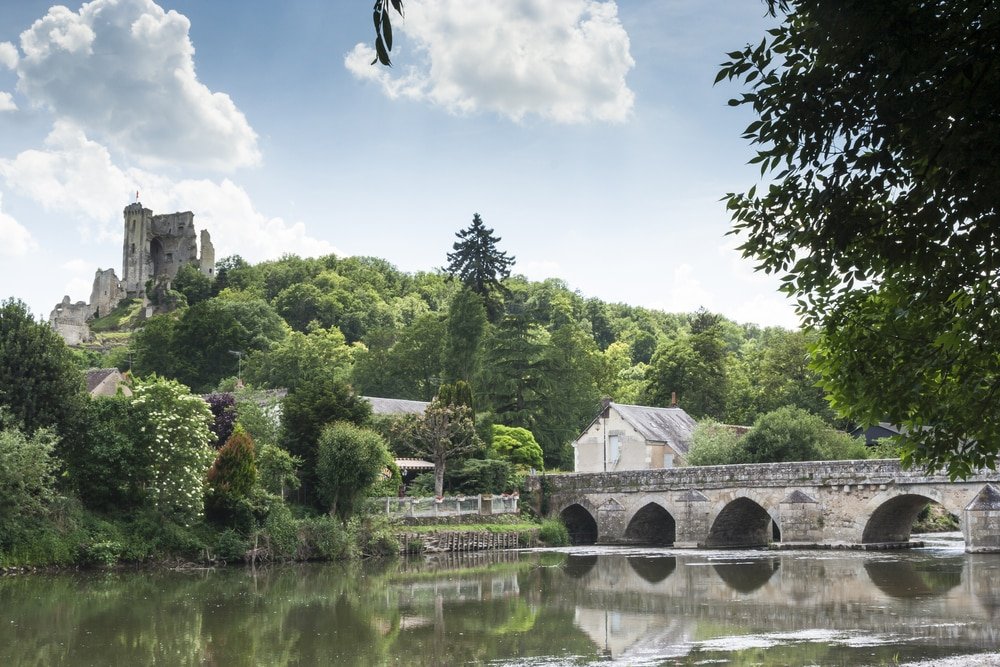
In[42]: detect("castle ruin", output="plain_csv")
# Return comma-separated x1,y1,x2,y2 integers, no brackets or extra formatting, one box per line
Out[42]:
50,201,215,344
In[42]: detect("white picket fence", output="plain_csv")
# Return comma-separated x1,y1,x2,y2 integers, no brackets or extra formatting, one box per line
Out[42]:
374,494,519,518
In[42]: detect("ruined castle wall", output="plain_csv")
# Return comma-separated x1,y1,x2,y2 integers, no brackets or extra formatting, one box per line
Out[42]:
49,296,93,346
199,229,215,276
89,268,124,318
122,203,151,295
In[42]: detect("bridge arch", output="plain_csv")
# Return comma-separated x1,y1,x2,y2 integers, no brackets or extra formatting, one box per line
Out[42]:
707,497,777,548
624,501,676,546
559,503,598,545
862,491,958,544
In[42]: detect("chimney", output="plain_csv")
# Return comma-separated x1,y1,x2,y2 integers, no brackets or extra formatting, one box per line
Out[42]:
600,396,612,410
670,391,677,407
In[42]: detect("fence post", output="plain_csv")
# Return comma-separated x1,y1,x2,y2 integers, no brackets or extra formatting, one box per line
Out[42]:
477,495,482,515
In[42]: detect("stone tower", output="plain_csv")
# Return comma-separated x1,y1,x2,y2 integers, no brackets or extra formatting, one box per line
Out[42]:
121,202,213,296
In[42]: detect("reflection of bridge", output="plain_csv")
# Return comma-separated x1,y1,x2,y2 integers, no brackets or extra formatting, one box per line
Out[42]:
559,551,1000,659
541,460,1000,552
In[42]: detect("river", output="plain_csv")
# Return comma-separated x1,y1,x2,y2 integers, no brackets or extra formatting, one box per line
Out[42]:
1,533,998,666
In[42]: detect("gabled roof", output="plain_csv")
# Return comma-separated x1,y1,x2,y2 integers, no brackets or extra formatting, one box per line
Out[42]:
85,368,122,393
364,396,430,416
576,401,697,455
611,402,696,454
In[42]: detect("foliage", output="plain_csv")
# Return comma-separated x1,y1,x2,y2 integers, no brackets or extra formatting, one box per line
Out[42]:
491,424,544,470
370,0,404,66
687,420,745,466
315,422,393,520
350,513,400,557
131,376,215,525
645,310,728,419
391,402,482,497
538,519,570,546
719,0,1000,477
207,425,258,517
172,263,213,306
443,288,488,383
445,213,516,320
204,392,238,447
352,314,445,401
0,298,86,438
282,375,371,500
69,396,145,511
245,325,356,391
235,394,282,448
447,458,517,495
741,406,858,464
0,426,59,523
256,443,302,499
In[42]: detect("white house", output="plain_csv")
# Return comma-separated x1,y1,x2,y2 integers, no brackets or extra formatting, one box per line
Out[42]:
572,400,696,473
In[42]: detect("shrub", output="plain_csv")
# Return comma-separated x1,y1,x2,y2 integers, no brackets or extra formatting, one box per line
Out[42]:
75,540,123,568
316,422,392,520
256,443,301,499
0,426,59,522
206,425,258,525
351,514,399,558
741,406,827,463
214,529,249,563
131,377,215,525
262,502,298,560
491,424,544,470
297,515,354,560
538,519,569,546
448,458,517,495
687,419,745,466
204,393,238,448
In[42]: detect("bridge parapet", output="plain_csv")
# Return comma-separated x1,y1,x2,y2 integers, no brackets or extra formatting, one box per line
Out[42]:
546,459,993,495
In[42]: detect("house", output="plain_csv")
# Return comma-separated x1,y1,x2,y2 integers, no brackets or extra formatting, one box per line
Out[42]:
849,422,902,446
572,399,696,473
85,368,131,397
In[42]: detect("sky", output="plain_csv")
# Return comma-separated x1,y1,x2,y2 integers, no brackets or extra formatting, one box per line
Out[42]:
0,0,797,328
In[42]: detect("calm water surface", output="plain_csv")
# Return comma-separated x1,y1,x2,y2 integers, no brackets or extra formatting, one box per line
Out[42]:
1,533,998,666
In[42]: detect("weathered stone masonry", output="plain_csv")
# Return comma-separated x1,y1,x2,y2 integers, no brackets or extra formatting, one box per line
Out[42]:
540,459,1000,553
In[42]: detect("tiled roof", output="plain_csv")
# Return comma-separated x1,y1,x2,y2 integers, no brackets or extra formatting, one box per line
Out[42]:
85,368,121,393
363,396,430,416
609,402,697,454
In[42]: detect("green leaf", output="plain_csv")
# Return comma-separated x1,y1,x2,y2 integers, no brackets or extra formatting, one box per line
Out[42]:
382,11,393,51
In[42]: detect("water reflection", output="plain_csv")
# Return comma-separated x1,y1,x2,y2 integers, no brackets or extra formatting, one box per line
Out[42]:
627,556,676,583
712,557,779,593
1,540,999,666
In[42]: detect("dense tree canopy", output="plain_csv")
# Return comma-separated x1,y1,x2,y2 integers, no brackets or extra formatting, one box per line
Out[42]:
719,0,1000,476
0,299,85,438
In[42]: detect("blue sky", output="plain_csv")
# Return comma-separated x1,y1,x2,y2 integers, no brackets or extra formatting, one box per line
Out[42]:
0,0,795,327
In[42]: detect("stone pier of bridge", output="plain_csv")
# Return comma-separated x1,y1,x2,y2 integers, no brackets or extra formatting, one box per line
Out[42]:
536,460,1000,553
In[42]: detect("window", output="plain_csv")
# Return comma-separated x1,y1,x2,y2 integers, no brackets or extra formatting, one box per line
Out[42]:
608,434,620,463
166,253,173,263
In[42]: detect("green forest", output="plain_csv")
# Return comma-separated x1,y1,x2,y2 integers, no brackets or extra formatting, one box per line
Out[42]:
0,215,865,568
95,215,838,470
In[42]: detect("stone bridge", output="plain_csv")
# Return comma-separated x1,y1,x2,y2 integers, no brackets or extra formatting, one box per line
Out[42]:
541,460,1000,552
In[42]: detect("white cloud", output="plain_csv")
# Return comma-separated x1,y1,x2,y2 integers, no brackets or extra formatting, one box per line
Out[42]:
14,0,259,170
0,42,17,69
0,92,15,112
0,124,337,263
61,258,92,272
0,193,37,257
346,0,635,123
653,263,714,314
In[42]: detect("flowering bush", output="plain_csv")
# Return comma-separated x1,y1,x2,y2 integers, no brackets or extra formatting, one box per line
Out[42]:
132,377,214,525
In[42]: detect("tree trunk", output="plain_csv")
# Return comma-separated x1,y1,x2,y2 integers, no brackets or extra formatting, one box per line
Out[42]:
434,460,445,497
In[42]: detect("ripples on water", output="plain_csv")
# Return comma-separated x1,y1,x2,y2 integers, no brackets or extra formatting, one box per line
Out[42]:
1,532,998,666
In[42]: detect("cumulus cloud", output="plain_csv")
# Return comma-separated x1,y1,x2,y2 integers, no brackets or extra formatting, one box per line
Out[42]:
0,193,37,257
14,0,259,170
0,124,336,262
345,0,635,123
0,92,15,112
0,42,17,69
